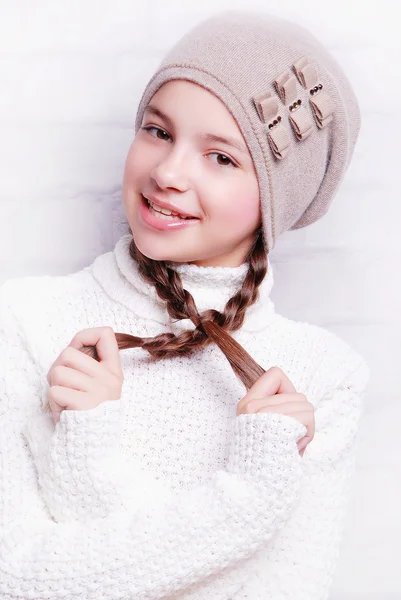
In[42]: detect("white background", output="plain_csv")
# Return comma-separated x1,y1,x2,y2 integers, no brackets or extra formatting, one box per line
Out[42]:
0,1,398,597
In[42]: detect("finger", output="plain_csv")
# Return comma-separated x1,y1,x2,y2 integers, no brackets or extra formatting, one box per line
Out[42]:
48,385,92,412
237,367,296,414
48,345,103,384
256,402,310,415
257,405,315,440
69,327,122,378
236,393,306,415
297,437,311,451
50,365,93,393
297,437,311,457
48,398,63,425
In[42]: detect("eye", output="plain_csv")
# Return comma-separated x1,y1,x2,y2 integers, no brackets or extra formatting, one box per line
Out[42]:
141,125,171,141
208,153,238,169
141,126,238,169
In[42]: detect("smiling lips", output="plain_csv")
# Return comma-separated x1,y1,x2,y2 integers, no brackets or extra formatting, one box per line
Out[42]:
143,194,198,220
147,199,194,220
140,194,200,231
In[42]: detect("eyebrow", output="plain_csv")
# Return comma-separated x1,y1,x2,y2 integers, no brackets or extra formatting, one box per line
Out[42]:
143,104,249,155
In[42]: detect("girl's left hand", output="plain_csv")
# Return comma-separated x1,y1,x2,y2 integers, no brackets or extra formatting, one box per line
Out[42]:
236,366,315,457
46,326,124,424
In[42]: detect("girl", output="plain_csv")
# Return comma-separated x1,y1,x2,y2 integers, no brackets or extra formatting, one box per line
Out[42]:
0,9,369,600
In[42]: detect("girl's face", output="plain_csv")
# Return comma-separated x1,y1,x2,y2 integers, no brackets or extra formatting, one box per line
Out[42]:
123,80,261,267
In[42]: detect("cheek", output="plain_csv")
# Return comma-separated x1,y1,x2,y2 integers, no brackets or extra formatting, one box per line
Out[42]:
214,192,261,231
124,140,150,183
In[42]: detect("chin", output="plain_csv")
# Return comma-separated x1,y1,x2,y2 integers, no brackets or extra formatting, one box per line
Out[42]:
134,238,219,265
133,237,187,263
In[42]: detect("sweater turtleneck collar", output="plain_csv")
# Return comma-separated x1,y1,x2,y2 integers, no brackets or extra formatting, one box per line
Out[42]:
90,234,276,332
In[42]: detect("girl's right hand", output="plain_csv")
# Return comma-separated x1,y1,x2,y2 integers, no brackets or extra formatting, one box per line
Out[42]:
45,327,124,424
236,366,315,457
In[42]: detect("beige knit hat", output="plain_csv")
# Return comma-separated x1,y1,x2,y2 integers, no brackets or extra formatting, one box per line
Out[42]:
134,10,361,255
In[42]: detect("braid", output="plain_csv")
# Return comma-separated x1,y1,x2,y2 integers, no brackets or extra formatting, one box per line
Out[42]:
123,231,267,360
50,231,269,416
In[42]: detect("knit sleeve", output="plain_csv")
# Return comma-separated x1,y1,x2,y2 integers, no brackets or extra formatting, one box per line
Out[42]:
21,399,174,522
0,285,310,599
152,357,371,600
235,358,371,599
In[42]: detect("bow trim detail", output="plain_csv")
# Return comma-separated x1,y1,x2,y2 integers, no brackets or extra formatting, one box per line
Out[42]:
267,121,291,160
310,91,335,128
253,90,279,124
274,70,298,104
288,105,314,140
253,89,291,159
292,56,319,89
292,55,335,129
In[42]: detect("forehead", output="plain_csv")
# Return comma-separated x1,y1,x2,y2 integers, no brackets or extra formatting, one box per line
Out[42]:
151,80,239,125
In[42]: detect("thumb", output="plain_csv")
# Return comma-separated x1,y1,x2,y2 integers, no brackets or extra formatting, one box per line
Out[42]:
237,366,296,414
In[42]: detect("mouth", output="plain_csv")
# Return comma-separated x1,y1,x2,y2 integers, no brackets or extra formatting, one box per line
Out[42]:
142,195,198,221
139,194,200,231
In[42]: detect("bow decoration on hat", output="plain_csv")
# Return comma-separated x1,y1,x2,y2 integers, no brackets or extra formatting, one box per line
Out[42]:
252,56,335,157
253,89,279,124
253,90,291,160
288,100,314,140
309,90,334,128
292,56,335,128
273,70,298,105
274,69,314,141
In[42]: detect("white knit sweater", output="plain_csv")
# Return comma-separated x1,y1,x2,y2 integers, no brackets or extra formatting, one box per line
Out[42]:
0,233,370,600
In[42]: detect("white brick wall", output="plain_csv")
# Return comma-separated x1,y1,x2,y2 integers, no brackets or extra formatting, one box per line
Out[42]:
0,1,398,597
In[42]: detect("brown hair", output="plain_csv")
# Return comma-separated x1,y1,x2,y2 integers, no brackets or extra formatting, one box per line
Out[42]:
44,229,268,415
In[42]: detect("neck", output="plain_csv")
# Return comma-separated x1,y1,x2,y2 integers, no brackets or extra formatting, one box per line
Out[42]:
90,234,277,332
185,236,259,267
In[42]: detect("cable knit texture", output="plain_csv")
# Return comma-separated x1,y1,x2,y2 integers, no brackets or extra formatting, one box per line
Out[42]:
0,233,370,599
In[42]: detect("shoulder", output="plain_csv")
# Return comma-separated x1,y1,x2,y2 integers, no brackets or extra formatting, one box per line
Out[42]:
296,318,369,390
243,312,370,399
0,266,97,322
287,315,370,396
0,265,100,371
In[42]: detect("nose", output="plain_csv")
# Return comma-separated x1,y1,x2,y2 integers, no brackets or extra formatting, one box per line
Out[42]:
150,146,190,192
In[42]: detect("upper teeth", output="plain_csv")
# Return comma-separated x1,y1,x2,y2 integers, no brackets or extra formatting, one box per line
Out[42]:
148,199,187,218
